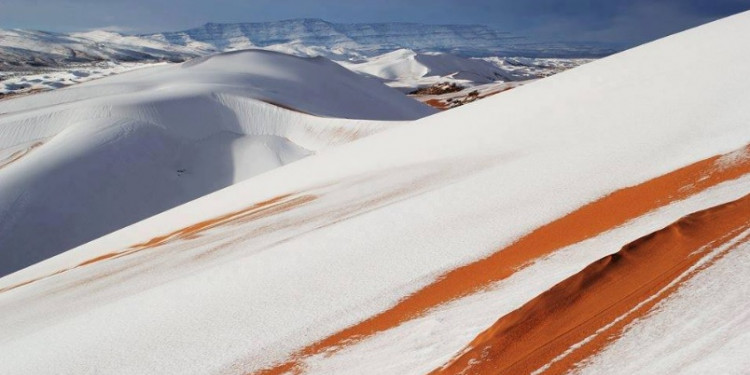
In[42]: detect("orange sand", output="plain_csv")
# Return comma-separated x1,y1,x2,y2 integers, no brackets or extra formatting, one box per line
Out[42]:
0,194,315,295
424,99,450,110
433,193,750,375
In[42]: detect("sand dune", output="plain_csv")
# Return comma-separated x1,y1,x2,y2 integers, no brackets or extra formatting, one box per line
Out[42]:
0,49,433,276
433,194,750,375
256,145,750,374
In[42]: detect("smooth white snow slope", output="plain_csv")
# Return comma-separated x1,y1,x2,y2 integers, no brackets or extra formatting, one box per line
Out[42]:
1,11,750,375
0,49,435,275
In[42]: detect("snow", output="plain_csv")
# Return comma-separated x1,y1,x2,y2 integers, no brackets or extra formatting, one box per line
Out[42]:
0,62,164,96
338,49,515,91
482,56,596,80
0,28,201,70
1,10,750,375
0,49,434,275
1,49,591,100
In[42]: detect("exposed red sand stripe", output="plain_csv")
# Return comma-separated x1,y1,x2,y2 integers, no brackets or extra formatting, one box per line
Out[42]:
0,194,315,295
254,145,750,374
423,99,450,110
75,252,119,267
420,86,513,110
432,194,750,375
128,194,312,250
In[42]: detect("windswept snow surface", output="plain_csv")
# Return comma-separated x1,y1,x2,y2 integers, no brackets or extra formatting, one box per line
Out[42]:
0,49,435,276
2,11,750,375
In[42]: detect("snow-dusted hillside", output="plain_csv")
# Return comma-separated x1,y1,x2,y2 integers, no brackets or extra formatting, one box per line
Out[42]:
334,49,591,108
339,49,514,90
483,56,596,79
1,19,615,70
1,20,598,100
0,29,201,70
0,49,435,276
1,11,749,375
146,19,617,58
0,48,591,99
145,19,514,58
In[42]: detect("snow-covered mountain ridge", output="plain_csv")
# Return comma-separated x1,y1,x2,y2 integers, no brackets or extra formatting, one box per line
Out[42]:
0,19,616,70
149,19,618,57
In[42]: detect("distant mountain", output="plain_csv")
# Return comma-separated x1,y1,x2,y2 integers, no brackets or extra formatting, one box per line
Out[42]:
146,19,516,56
145,19,618,58
0,19,618,69
0,29,201,70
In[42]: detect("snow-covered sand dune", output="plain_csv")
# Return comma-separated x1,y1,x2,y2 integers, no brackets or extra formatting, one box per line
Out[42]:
1,11,750,375
0,49,435,275
338,49,592,92
339,49,515,90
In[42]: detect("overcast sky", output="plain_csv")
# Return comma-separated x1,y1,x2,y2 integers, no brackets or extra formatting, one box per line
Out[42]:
1,0,749,46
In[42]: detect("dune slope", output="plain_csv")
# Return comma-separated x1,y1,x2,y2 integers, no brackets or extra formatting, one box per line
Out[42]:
0,49,435,276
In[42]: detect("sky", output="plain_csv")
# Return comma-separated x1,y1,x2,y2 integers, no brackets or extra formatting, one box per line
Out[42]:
1,0,749,46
